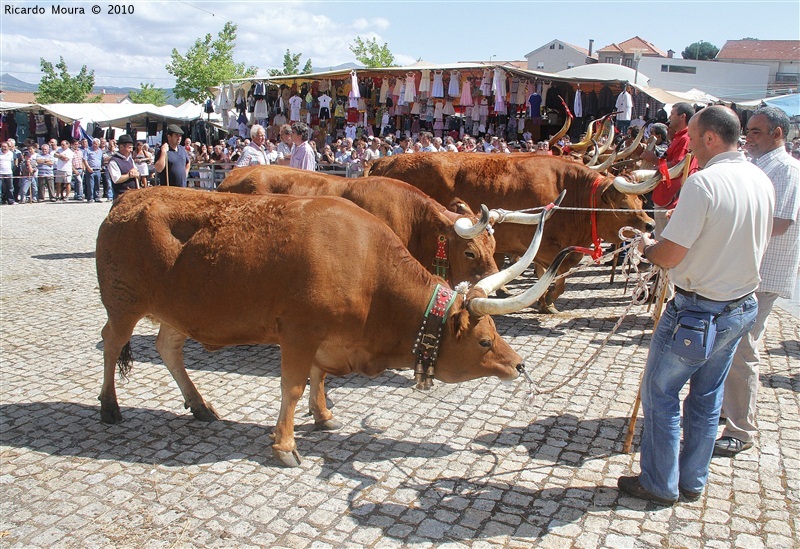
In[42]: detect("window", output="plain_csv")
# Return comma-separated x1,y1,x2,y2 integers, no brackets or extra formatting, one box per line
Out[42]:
604,57,614,63
567,62,575,69
623,58,634,68
776,72,799,83
558,44,564,50
660,64,697,74
537,62,545,69
550,44,555,49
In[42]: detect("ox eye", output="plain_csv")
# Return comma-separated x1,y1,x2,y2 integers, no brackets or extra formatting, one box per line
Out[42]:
464,251,476,259
479,339,492,348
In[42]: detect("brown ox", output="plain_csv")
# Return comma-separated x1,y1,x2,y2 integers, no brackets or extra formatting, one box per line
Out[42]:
96,187,540,466
217,165,498,286
368,152,655,312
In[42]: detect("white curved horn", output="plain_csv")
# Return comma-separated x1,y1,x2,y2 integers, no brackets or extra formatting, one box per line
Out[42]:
612,155,691,195
467,247,575,316
470,200,554,297
644,135,656,153
615,127,645,161
453,204,491,239
454,191,566,236
597,122,616,155
584,140,600,166
588,150,617,172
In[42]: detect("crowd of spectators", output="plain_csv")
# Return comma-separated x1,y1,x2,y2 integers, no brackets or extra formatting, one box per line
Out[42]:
3,119,799,204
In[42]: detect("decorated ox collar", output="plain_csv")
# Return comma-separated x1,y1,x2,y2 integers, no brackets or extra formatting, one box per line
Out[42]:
412,284,458,390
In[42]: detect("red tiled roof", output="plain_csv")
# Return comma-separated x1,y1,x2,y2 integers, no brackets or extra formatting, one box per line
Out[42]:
597,36,667,57
717,40,800,61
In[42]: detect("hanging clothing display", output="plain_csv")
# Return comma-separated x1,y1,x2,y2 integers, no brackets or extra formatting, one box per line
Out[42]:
442,101,455,116
350,71,360,98
480,70,491,96
574,89,583,118
431,71,444,98
404,73,417,103
434,102,444,121
392,77,403,98
460,78,473,106
379,78,390,104
492,68,507,99
419,69,431,95
448,71,460,98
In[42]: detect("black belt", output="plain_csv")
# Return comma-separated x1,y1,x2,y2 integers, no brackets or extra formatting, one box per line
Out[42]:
675,287,753,309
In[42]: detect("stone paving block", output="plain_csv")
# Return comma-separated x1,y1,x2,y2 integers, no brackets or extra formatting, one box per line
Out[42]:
2,202,799,547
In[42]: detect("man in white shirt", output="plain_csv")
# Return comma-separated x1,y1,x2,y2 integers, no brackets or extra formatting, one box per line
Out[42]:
615,84,633,135
53,140,74,201
716,106,800,457
236,125,269,167
618,106,774,505
363,138,382,163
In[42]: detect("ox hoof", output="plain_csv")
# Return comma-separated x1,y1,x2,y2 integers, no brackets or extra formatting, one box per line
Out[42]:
191,403,220,422
494,286,512,299
273,447,302,467
100,403,122,424
314,419,342,431
538,303,559,314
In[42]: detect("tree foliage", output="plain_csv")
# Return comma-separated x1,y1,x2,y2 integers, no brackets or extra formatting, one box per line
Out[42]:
166,21,256,103
268,49,313,76
128,83,167,106
681,41,720,61
35,57,100,103
349,37,396,68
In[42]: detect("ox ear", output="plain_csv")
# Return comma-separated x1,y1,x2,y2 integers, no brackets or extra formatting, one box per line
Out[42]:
452,287,487,337
448,198,475,215
600,181,627,205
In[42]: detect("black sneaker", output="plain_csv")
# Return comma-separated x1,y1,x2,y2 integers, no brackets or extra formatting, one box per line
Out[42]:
679,486,702,502
617,476,677,505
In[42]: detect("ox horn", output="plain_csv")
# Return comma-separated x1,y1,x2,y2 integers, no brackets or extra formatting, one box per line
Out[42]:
614,127,645,161
612,155,691,195
467,247,574,316
570,121,596,152
453,190,566,239
548,113,573,149
597,123,616,155
584,140,600,166
644,135,656,153
588,150,617,172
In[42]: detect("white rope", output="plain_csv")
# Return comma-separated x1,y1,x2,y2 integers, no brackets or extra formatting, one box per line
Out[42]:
521,227,666,401
515,204,671,215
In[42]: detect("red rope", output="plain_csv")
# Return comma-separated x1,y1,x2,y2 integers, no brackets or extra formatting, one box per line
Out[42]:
573,177,605,261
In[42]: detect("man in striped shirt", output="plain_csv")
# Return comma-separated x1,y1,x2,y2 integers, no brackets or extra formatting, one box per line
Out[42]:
235,125,269,168
716,106,800,457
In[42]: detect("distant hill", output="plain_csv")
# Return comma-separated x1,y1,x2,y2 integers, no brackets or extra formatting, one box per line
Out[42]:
0,73,38,92
0,73,183,105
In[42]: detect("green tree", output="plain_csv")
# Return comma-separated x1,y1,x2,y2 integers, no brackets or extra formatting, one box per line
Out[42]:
128,83,167,106
681,41,720,61
166,21,256,103
35,56,100,103
349,36,396,68
268,49,313,76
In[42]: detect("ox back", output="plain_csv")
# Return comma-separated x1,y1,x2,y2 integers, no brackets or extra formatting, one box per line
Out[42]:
217,165,498,285
369,152,653,311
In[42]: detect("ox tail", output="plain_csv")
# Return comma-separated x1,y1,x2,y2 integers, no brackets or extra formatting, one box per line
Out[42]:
117,342,133,381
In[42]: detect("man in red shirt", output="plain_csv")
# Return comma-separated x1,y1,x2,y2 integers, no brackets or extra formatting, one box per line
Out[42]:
642,102,699,238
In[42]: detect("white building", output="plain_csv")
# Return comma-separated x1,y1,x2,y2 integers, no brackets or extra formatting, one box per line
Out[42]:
524,39,597,73
638,57,770,102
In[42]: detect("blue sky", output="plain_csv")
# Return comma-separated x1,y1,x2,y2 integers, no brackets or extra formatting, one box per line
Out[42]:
1,0,798,89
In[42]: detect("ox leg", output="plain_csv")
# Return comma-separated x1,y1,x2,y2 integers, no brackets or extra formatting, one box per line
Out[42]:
99,318,138,424
155,322,219,422
309,365,341,431
272,346,315,467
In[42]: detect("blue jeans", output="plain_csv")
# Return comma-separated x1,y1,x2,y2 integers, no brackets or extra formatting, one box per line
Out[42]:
72,170,84,199
638,292,757,500
18,176,37,201
84,170,102,201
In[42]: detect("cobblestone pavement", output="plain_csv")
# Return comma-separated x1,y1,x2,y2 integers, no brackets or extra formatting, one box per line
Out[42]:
1,199,798,548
